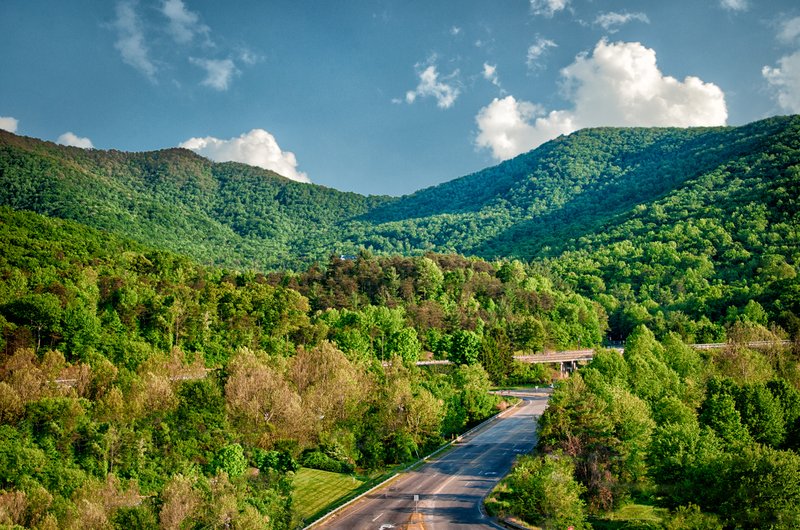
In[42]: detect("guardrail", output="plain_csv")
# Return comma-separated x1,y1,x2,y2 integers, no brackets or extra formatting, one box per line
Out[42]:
408,340,794,368
691,340,792,350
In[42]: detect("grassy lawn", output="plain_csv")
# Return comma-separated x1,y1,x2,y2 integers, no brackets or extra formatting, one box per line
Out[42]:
589,503,669,529
291,467,365,527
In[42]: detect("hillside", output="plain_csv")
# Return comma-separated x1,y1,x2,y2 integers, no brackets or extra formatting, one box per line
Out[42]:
1,117,799,338
2,117,799,271
0,131,392,270
355,116,798,259
1,116,800,528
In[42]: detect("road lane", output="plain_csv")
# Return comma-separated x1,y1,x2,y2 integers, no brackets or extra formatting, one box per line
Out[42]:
317,392,550,530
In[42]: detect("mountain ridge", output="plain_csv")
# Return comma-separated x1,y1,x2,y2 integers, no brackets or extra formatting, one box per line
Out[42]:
1,115,798,271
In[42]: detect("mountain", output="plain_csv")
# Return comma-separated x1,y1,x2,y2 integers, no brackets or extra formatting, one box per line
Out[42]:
357,116,798,259
0,131,392,270
1,116,798,275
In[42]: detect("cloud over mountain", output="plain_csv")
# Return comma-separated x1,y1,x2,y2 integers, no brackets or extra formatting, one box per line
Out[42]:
180,129,310,183
763,51,800,113
0,117,19,133
113,1,157,81
57,132,94,149
190,57,238,91
476,40,727,160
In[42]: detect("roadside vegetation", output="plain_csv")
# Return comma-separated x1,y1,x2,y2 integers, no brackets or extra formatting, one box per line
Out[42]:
489,326,800,529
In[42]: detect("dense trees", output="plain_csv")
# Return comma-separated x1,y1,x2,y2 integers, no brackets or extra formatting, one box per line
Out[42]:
1,208,596,527
498,326,800,528
2,117,799,344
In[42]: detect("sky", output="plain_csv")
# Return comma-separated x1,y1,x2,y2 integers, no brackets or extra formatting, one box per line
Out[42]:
1,0,799,196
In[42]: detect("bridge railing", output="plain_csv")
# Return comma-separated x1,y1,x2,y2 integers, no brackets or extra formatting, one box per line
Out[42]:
407,340,793,367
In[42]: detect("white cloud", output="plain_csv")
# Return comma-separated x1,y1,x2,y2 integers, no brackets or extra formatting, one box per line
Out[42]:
57,132,94,149
778,17,800,44
530,0,568,17
527,36,557,68
595,11,650,32
190,57,238,91
162,0,210,44
180,129,311,183
405,65,460,109
719,0,748,11
483,63,501,87
113,1,157,80
238,48,261,66
0,116,19,133
476,40,727,160
763,51,800,113
450,26,462,36
476,97,576,160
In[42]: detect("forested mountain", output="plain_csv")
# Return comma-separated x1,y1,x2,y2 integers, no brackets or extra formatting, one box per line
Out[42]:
2,115,798,338
0,131,391,270
2,116,798,269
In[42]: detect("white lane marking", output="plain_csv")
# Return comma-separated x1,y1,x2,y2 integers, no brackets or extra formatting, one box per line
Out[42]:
379,525,395,529
432,473,460,494
372,512,384,522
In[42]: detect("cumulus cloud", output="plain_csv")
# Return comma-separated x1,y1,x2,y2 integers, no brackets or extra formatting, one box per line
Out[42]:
57,132,94,149
595,11,650,32
719,0,747,11
763,51,800,113
190,57,238,91
0,116,19,133
113,1,157,80
527,36,557,68
530,0,568,17
405,65,460,109
476,40,728,160
450,26,462,36
483,63,501,87
180,129,310,183
162,0,210,44
476,97,576,160
778,17,800,44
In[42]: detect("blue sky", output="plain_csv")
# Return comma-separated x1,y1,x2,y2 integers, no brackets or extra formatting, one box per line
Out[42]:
1,0,799,195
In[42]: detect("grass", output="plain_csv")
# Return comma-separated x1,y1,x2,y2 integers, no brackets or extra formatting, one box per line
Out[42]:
589,503,669,529
291,468,365,527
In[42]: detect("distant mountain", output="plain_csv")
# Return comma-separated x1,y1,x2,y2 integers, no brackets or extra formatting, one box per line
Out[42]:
359,116,798,259
0,131,391,270
1,116,798,273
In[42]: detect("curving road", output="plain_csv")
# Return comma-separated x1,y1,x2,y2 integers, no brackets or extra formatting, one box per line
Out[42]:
317,391,550,529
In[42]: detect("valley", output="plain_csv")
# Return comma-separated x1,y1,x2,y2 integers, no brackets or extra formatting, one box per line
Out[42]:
0,117,798,528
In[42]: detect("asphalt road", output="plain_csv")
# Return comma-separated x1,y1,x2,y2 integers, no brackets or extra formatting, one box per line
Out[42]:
317,391,550,530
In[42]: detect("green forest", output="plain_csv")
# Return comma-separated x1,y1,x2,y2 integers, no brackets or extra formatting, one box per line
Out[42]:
0,115,798,528
0,208,602,528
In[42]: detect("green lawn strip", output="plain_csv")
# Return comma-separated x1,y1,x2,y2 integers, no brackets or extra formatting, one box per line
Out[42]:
291,468,365,527
588,503,669,529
